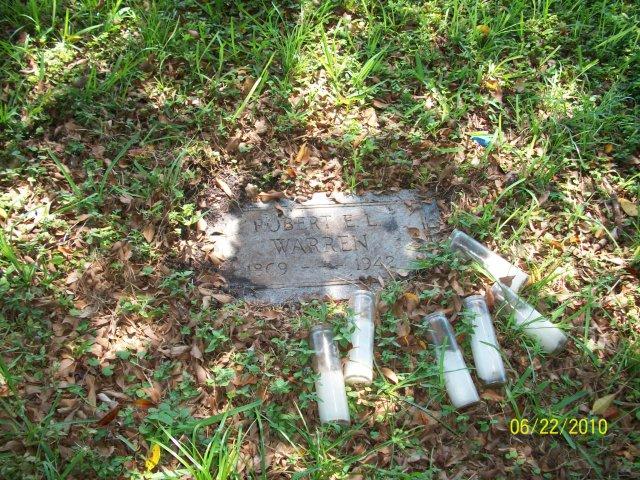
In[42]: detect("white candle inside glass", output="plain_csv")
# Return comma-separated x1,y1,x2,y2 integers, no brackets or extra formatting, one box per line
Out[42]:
491,282,567,353
344,290,375,385
309,324,350,425
442,350,481,408
315,370,351,424
450,229,529,292
463,295,507,386
425,311,480,409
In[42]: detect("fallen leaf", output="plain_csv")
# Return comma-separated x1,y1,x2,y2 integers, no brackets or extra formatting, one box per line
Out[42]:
438,163,457,181
96,403,122,426
619,198,638,217
207,251,224,267
362,107,378,127
233,374,258,387
190,342,203,360
91,145,106,158
352,131,368,148
64,120,80,132
133,398,155,409
241,76,255,95
194,364,209,385
485,80,503,102
145,443,161,471
0,440,23,452
56,358,75,378
146,384,162,404
128,146,148,157
397,320,411,338
142,224,155,243
261,309,281,320
254,118,268,134
380,367,398,384
245,183,259,199
476,24,490,37
484,79,499,91
285,166,297,179
225,133,241,153
119,194,132,205
406,227,423,240
97,392,114,404
591,393,616,415
73,304,97,319
85,374,96,408
402,292,420,313
481,389,504,402
215,178,234,198
413,408,434,427
497,275,518,292
113,241,132,261
65,270,79,284
258,190,285,202
294,143,308,164
485,286,495,310
163,345,190,357
450,279,465,296
211,293,234,304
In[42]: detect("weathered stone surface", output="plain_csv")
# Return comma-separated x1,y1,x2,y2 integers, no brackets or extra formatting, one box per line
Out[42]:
209,190,441,303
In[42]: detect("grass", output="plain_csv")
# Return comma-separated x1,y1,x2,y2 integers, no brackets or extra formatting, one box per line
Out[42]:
152,421,244,480
0,0,639,478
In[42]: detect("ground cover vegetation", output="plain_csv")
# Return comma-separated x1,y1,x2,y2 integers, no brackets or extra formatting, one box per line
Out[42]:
0,0,639,478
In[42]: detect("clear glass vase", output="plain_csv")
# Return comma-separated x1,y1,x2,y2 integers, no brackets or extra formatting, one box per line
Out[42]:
309,324,350,425
344,290,376,385
424,311,480,409
463,294,507,386
450,229,529,292
491,282,567,353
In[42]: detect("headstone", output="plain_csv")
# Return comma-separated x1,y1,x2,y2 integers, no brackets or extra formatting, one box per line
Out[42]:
209,190,441,303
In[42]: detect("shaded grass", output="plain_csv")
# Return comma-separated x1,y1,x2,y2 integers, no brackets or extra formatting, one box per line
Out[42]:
0,0,638,478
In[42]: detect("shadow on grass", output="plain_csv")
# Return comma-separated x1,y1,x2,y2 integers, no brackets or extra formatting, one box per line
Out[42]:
0,0,638,477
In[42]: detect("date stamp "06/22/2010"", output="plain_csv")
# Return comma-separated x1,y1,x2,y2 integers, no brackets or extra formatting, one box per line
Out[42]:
509,417,609,436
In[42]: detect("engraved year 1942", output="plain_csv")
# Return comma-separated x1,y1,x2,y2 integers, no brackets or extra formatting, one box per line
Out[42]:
355,255,395,271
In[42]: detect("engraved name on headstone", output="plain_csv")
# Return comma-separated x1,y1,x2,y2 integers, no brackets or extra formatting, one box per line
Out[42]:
209,190,441,303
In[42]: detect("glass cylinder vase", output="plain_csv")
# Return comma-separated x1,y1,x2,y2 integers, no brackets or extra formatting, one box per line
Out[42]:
491,282,567,353
309,324,350,425
450,229,529,292
344,290,376,385
424,311,480,409
463,294,507,386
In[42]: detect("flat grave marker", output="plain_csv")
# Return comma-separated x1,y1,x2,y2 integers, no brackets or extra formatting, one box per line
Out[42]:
209,190,441,303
